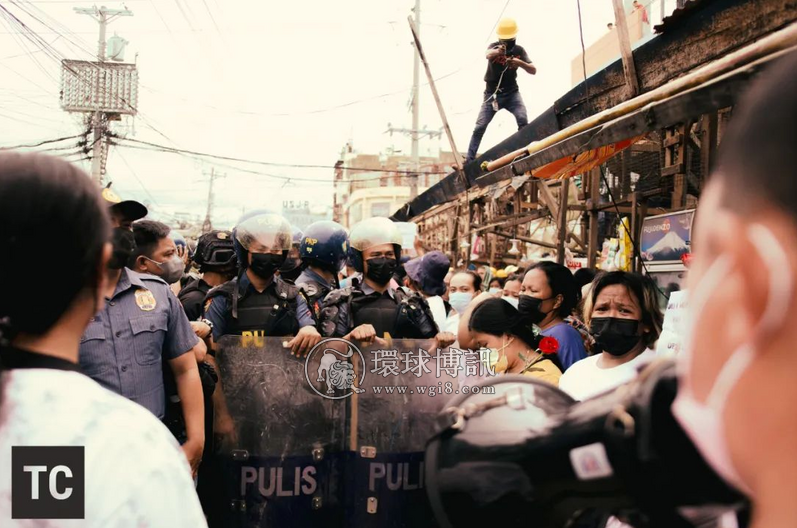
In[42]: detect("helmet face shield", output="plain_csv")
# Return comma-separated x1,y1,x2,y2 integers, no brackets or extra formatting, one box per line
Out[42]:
235,213,292,253
349,217,403,253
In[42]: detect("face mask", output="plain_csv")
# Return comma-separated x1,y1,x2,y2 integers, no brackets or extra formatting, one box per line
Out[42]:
589,317,641,356
250,253,284,279
109,227,135,270
481,336,514,374
145,255,184,284
502,296,519,309
364,257,397,285
279,257,303,283
449,291,473,315
672,225,792,496
488,287,502,295
517,294,553,325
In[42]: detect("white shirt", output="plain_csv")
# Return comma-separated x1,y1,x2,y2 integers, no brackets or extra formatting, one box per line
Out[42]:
559,349,656,401
0,369,207,527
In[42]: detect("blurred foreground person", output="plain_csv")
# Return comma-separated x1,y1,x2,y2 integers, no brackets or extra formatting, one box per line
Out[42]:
672,51,797,527
0,153,206,526
559,271,663,401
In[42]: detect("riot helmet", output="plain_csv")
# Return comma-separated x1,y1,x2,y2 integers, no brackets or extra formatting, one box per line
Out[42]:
279,225,305,283
347,217,402,273
300,220,349,273
232,210,292,277
194,229,236,274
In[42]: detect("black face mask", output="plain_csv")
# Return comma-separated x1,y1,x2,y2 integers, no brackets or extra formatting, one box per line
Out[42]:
517,294,554,325
249,253,284,279
365,257,398,286
109,227,136,270
279,257,303,283
500,39,516,51
590,317,642,356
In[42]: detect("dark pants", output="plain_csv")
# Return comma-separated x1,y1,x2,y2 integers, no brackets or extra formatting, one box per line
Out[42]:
466,89,529,163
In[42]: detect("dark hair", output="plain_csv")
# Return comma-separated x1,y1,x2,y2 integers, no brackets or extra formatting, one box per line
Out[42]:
717,51,797,218
489,277,505,288
506,273,523,283
587,271,663,349
469,298,563,370
453,270,482,291
528,261,579,318
132,220,171,262
573,268,597,290
0,153,109,339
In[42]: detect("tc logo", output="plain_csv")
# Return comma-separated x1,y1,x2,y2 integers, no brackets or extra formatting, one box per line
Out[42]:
304,338,366,400
12,446,85,519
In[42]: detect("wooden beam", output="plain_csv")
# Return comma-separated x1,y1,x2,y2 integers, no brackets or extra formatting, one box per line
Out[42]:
488,229,557,250
700,112,719,188
538,181,560,219
587,168,600,269
556,178,570,264
612,0,640,97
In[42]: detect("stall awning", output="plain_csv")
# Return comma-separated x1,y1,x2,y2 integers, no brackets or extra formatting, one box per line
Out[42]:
528,137,642,180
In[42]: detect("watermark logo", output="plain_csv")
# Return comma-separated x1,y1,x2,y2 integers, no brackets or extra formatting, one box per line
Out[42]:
305,338,366,400
12,446,85,519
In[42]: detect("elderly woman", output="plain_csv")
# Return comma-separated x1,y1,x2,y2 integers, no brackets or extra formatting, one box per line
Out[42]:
465,298,563,386
559,271,663,401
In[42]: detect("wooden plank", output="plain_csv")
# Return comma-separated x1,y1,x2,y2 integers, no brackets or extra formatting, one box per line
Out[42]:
661,164,685,176
613,0,640,97
663,133,683,148
701,112,718,187
556,179,570,264
537,181,560,219
488,230,557,250
587,169,600,269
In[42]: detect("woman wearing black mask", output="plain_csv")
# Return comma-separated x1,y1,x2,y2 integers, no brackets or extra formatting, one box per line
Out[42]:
518,261,587,370
559,271,663,401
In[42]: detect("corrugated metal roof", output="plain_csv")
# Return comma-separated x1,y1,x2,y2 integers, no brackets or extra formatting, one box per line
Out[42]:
654,0,715,34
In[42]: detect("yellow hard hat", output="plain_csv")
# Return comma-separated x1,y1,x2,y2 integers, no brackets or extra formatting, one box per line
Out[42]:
496,18,518,40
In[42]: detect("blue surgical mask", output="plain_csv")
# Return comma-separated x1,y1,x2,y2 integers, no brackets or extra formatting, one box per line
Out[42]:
449,291,474,315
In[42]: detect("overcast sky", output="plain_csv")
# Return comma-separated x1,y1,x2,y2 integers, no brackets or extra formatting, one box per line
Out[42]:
0,0,664,228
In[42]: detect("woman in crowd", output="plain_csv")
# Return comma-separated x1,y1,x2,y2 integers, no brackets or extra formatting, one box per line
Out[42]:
518,262,587,369
466,298,562,386
501,273,522,308
448,270,482,316
559,271,663,401
487,276,505,296
0,153,206,526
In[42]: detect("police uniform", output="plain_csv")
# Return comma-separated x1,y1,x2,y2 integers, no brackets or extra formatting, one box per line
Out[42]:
178,276,211,321
78,268,199,419
203,271,316,341
296,267,335,322
319,281,439,340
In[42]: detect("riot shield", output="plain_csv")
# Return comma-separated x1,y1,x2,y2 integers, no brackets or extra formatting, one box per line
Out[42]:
215,336,492,528
214,335,347,528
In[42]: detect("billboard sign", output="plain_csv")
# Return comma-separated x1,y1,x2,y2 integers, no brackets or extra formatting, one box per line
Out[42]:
640,209,695,264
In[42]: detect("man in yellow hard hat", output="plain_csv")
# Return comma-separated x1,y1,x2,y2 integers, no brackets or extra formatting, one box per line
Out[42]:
465,17,537,164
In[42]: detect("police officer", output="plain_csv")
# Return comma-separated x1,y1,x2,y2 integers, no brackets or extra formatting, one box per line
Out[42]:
295,220,349,319
278,225,304,284
203,211,321,355
179,230,237,321
80,190,207,477
319,217,453,345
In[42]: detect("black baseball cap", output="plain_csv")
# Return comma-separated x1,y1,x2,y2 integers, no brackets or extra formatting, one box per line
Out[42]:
101,185,148,221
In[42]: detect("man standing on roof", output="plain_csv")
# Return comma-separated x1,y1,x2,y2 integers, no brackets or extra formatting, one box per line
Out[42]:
465,18,537,165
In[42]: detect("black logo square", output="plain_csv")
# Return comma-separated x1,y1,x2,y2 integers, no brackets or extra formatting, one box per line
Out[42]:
12,446,85,519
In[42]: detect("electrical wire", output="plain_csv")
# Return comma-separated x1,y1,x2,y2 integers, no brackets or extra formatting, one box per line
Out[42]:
574,0,667,298
0,134,81,149
109,136,448,175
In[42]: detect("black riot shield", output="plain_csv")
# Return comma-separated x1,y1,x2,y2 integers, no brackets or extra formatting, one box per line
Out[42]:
214,335,347,528
215,336,492,528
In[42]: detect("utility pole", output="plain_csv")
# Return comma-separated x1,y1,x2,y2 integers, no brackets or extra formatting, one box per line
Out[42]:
410,0,421,200
75,5,133,185
612,0,640,98
201,168,225,234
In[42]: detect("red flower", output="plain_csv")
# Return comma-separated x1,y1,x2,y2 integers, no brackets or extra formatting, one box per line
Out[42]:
539,336,559,355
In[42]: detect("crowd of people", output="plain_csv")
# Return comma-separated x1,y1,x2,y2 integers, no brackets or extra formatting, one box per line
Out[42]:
0,48,795,528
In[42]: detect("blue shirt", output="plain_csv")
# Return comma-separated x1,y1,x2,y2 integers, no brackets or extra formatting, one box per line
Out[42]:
204,272,315,341
296,268,333,291
540,322,588,371
78,268,198,418
326,282,399,338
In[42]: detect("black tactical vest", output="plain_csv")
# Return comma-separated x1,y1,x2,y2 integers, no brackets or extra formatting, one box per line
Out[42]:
207,275,300,337
351,291,399,338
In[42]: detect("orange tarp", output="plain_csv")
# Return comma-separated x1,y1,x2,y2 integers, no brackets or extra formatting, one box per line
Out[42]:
528,136,642,180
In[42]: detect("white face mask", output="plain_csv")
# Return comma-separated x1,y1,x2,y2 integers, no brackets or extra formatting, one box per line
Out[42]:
672,224,793,495
448,291,474,315
502,296,519,309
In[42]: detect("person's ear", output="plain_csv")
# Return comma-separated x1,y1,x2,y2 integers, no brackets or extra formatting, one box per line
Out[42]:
553,293,563,310
134,255,149,273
